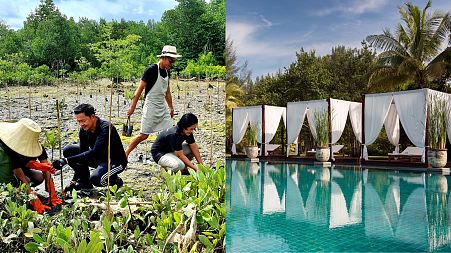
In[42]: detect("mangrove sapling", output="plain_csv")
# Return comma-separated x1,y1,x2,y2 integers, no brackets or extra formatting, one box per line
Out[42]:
44,129,58,161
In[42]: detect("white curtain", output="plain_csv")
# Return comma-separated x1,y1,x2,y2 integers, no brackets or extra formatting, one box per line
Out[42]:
286,101,308,145
232,108,250,154
384,103,400,153
330,99,351,144
363,94,393,160
349,102,362,143
247,106,263,143
393,89,426,149
263,106,286,143
306,100,328,140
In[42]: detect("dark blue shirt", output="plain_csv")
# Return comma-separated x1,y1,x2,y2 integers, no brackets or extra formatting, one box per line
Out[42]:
67,117,127,168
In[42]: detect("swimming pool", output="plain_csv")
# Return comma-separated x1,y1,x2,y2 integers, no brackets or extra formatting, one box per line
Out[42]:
226,160,451,252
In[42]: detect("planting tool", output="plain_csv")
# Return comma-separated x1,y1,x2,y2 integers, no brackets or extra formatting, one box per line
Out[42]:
122,116,133,137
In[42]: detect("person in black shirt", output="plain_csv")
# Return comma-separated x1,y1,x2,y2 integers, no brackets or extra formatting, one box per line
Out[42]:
151,113,203,173
125,45,182,158
53,104,128,192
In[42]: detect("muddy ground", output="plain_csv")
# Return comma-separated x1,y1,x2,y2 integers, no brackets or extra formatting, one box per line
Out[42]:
0,78,225,199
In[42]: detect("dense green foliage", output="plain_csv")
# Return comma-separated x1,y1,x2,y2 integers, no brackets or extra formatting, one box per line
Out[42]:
0,163,225,252
0,0,225,86
247,45,377,107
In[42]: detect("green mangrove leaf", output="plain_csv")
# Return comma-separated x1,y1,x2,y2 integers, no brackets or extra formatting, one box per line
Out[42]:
24,242,40,252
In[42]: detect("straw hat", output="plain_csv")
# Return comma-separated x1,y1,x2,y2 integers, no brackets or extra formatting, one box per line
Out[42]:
0,118,42,157
157,45,182,58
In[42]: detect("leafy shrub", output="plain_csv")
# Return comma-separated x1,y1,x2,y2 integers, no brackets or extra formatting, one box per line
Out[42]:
0,162,225,252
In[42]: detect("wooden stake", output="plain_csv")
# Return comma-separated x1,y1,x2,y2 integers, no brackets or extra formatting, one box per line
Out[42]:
56,100,64,203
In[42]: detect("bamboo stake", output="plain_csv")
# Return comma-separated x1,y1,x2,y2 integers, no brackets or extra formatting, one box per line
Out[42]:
209,89,213,165
28,84,31,118
6,85,11,120
56,100,64,203
107,77,113,218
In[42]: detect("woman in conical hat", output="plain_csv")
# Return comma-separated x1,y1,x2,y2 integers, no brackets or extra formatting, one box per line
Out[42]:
0,118,62,214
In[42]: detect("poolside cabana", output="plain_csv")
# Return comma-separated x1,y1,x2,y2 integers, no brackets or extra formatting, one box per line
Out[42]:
286,98,362,158
232,105,286,156
362,88,451,163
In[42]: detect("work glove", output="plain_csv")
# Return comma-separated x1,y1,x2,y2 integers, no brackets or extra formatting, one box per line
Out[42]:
28,160,56,174
52,158,67,171
30,193,51,214
47,179,62,206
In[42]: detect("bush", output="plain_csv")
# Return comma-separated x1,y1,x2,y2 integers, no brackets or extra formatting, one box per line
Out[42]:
0,162,225,252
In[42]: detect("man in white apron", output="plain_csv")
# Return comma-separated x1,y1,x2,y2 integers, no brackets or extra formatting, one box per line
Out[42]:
125,45,182,158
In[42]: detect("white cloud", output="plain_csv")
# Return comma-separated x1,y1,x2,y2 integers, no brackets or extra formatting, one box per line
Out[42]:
315,0,389,16
259,15,272,27
227,20,294,58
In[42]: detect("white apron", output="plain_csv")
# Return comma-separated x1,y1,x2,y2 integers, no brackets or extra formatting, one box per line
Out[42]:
140,63,173,134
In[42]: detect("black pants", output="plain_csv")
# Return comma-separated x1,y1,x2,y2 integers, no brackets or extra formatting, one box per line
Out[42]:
63,144,124,187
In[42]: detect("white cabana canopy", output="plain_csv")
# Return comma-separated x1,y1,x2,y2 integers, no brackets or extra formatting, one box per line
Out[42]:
362,88,451,161
232,105,286,155
286,99,362,156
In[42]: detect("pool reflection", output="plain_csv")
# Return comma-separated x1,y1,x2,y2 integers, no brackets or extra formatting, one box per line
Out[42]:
227,160,451,252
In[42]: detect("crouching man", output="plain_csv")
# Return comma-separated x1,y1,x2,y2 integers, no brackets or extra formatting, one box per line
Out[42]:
151,113,203,173
52,104,127,192
0,118,62,214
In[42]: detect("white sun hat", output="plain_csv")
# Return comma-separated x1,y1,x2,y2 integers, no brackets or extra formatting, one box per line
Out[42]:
157,45,182,58
0,118,42,157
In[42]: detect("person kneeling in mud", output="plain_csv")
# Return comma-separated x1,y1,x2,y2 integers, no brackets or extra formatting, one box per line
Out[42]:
0,118,62,214
151,113,203,173
52,104,127,192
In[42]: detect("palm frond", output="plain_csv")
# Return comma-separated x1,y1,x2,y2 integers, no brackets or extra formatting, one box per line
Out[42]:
366,34,405,53
368,67,411,92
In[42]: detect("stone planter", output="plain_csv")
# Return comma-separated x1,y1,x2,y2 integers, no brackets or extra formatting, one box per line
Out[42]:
426,175,448,194
315,147,330,162
249,162,260,176
245,146,259,159
427,149,447,168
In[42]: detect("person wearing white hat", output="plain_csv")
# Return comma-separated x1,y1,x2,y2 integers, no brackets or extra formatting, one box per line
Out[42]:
125,45,182,159
0,118,62,214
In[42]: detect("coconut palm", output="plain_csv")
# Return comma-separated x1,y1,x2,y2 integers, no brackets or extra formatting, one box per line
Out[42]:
366,0,450,92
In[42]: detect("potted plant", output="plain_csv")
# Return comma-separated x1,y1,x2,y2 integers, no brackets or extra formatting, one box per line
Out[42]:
427,95,449,168
314,109,330,162
244,123,259,159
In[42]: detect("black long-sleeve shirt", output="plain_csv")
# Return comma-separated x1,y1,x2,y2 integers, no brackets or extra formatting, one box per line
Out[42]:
67,117,127,168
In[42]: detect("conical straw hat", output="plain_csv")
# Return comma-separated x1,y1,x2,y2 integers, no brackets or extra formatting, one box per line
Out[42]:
0,118,42,157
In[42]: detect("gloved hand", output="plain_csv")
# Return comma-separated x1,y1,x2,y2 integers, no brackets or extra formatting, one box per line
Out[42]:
30,195,51,214
52,158,67,171
47,179,62,206
28,160,56,174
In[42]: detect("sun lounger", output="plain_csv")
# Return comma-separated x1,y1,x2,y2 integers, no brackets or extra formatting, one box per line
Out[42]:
388,147,423,162
264,144,280,156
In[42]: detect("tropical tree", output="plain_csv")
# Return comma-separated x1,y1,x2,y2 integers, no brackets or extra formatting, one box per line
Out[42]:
366,0,451,92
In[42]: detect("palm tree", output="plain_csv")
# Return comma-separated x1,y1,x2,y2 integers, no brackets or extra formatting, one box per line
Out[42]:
366,0,450,92
226,38,247,150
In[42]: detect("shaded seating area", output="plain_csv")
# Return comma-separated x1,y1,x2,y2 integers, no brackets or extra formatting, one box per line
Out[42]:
362,88,451,164
286,98,362,159
388,147,424,162
232,105,286,156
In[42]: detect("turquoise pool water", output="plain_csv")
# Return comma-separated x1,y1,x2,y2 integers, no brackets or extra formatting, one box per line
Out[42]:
226,160,451,252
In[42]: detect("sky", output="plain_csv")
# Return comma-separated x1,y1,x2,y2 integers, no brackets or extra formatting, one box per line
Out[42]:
227,0,451,80
0,0,178,30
